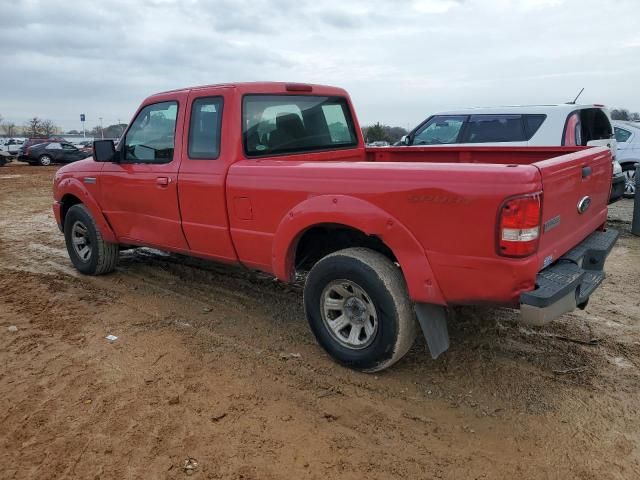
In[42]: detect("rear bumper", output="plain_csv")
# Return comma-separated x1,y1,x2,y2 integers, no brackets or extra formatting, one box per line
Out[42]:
519,228,618,325
609,172,626,204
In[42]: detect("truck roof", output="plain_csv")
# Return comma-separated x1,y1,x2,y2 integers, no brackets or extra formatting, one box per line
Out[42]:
149,82,348,98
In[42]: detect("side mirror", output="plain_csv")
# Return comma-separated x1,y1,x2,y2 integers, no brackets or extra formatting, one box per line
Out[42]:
93,140,116,162
401,135,410,145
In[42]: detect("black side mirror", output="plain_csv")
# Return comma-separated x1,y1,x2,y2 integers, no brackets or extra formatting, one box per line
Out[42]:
93,140,116,162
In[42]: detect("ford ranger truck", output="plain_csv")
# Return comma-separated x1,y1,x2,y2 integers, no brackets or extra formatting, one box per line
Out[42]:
52,82,618,372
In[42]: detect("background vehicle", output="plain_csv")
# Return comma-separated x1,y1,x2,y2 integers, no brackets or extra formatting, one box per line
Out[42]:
0,138,25,155
613,120,640,197
18,137,63,158
52,82,617,372
402,104,624,203
24,142,91,166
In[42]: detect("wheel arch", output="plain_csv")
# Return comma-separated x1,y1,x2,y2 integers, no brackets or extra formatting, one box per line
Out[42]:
58,179,117,243
619,158,640,167
272,194,445,304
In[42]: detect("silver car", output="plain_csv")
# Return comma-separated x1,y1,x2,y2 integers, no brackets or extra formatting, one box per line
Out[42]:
613,121,640,197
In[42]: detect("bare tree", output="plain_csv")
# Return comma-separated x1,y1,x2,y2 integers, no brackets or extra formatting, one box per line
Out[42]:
40,119,58,137
24,117,42,137
2,122,17,137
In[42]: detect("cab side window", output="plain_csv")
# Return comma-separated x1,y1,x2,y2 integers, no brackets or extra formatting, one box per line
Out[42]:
124,101,178,163
188,97,224,159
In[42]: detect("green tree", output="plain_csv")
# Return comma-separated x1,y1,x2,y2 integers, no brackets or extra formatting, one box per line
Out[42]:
611,109,630,121
103,123,127,139
362,122,388,143
361,123,408,143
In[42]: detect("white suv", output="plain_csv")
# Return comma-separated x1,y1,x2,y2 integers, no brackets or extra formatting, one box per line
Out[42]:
404,104,625,202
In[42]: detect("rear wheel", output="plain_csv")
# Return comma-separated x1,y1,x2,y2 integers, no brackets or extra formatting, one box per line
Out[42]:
622,164,636,198
38,154,52,166
303,247,417,372
64,204,119,275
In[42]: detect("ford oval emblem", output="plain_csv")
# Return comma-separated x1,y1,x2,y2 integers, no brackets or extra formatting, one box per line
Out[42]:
577,196,592,214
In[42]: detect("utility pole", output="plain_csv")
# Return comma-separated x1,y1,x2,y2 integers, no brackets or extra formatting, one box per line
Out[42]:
80,114,86,139
99,117,104,140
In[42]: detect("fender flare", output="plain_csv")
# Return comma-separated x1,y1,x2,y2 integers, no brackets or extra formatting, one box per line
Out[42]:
619,158,640,167
272,194,445,305
58,178,118,243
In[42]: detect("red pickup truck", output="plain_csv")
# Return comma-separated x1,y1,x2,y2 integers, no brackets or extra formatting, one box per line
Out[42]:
53,82,618,372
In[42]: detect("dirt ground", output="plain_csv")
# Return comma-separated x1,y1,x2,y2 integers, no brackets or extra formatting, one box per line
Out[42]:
1,162,639,480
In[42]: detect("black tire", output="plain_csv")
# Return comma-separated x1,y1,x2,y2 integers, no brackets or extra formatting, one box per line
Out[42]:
38,154,53,166
622,163,637,198
304,247,418,372
64,204,119,275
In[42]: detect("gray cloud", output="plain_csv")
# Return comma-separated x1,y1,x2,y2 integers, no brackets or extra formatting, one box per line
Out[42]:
1,0,639,131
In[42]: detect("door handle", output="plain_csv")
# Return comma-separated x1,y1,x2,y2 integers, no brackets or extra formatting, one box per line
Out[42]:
156,177,171,186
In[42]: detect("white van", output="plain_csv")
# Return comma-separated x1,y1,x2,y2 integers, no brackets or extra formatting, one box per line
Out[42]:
403,104,625,202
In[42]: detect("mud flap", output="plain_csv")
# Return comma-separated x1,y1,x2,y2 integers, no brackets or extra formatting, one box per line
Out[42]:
414,303,449,359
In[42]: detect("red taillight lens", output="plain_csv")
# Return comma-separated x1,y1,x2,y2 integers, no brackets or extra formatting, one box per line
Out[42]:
497,193,542,257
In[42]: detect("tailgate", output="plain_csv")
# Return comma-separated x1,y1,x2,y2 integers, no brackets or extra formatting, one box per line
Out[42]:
535,146,611,268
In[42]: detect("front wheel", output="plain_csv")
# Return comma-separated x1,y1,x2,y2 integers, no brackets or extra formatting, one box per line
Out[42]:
303,248,418,372
38,154,52,166
64,204,119,275
622,164,636,198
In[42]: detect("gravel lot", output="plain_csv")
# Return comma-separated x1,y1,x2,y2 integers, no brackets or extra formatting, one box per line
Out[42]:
1,162,639,479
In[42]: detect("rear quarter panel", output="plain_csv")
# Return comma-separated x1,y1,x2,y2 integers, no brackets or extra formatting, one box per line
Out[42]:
227,160,543,305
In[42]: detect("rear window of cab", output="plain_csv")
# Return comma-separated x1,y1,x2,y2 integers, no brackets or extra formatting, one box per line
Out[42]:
242,95,358,157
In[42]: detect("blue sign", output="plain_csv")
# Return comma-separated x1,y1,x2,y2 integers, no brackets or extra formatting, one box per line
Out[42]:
80,114,85,122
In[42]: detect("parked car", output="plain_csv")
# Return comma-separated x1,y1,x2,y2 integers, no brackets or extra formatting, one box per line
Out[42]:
401,104,625,203
613,121,640,197
0,151,9,166
0,138,25,155
18,137,64,158
53,82,617,372
24,142,91,166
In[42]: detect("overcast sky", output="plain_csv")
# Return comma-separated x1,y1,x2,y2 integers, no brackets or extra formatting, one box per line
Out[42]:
2,0,639,131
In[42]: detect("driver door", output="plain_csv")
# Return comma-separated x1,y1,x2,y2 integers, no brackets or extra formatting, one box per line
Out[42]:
99,93,189,250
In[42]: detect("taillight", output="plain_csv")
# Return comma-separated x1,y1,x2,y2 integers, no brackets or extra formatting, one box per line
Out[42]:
497,193,542,257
